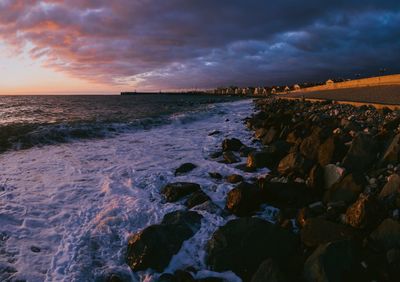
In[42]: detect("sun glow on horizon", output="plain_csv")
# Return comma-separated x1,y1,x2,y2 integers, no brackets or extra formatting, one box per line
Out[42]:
0,43,121,95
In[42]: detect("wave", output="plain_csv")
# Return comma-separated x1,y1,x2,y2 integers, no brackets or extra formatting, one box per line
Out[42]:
0,102,230,153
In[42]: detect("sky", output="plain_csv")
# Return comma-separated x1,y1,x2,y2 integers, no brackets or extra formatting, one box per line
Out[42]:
0,0,399,94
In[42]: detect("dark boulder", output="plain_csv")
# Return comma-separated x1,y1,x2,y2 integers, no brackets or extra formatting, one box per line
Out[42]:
304,240,363,282
162,182,201,202
300,133,320,160
126,211,202,272
317,136,347,167
185,190,211,209
222,151,241,164
307,164,324,194
379,173,400,200
226,174,244,184
342,133,377,173
258,179,314,209
277,152,312,176
380,133,400,166
345,193,382,229
222,138,243,152
261,127,279,145
175,163,197,176
300,218,358,248
226,182,263,216
208,172,223,180
323,174,363,204
251,259,287,282
246,151,270,169
206,217,299,281
370,218,400,251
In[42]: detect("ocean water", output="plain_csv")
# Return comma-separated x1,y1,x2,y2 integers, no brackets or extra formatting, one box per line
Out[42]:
0,95,275,282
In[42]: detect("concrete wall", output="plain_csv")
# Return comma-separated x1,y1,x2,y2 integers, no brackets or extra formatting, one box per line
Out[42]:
280,74,400,94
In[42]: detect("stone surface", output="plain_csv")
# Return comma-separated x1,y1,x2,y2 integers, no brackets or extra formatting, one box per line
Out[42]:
379,173,400,199
162,182,201,202
300,218,357,247
370,218,400,251
226,174,244,184
226,182,263,216
126,211,202,272
380,133,400,166
175,163,197,176
345,193,382,229
323,164,345,190
206,217,298,281
277,152,312,176
342,133,377,173
222,138,243,152
185,190,211,209
304,240,362,282
222,151,241,164
323,173,363,204
251,259,287,282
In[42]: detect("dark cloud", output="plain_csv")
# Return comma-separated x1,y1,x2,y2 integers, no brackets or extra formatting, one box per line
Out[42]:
0,0,399,89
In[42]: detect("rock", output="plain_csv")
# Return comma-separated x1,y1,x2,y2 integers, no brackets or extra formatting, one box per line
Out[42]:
323,164,345,190
162,182,201,202
175,163,197,176
192,200,223,215
323,173,363,204
258,179,314,209
261,127,279,145
345,193,382,229
101,268,133,282
30,246,41,253
208,172,222,180
304,240,362,282
342,133,377,173
300,133,320,160
300,218,358,247
296,203,325,228
239,146,256,157
307,164,324,193
222,151,240,164
185,190,211,209
208,130,221,136
209,151,222,159
158,270,195,282
277,152,312,176
126,211,202,272
251,259,287,282
318,136,345,166
246,151,270,169
226,182,263,216
370,218,400,251
226,174,244,184
206,217,299,281
380,133,400,166
222,138,243,152
379,173,400,200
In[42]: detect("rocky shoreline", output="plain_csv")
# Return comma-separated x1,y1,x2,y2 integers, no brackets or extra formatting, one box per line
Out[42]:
114,98,400,281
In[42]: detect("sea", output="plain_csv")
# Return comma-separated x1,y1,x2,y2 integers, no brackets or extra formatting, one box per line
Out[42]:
0,94,275,282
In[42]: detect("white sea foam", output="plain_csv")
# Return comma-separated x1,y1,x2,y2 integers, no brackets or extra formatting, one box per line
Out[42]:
0,99,272,282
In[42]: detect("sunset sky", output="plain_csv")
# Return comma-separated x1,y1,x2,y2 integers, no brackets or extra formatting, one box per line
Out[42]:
0,0,399,94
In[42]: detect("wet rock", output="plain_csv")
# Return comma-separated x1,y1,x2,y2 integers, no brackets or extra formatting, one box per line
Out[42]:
342,133,377,173
379,173,400,200
226,182,263,216
30,246,41,253
300,218,358,248
162,182,201,202
370,218,400,251
307,164,324,193
246,151,270,169
300,133,320,160
317,136,346,166
192,200,223,215
380,133,400,166
101,268,133,282
158,270,195,282
304,240,362,282
251,259,287,282
175,163,197,176
345,193,382,229
258,179,314,209
323,173,363,204
226,174,243,184
222,138,243,152
296,203,325,228
208,172,222,180
209,151,222,159
323,164,345,190
126,211,202,272
208,130,221,136
261,127,279,145
185,190,211,209
277,152,312,176
206,217,299,281
239,146,256,157
222,151,240,164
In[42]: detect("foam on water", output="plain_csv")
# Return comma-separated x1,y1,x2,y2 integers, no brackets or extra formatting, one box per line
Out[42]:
0,99,271,282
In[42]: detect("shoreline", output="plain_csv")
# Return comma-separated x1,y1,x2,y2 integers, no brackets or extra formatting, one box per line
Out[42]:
124,96,400,281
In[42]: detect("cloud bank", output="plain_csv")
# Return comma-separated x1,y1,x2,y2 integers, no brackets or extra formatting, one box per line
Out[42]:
1,0,399,90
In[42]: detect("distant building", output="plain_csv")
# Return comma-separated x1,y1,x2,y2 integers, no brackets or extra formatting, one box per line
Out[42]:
284,86,290,92
293,84,301,91
271,88,277,94
326,79,334,85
